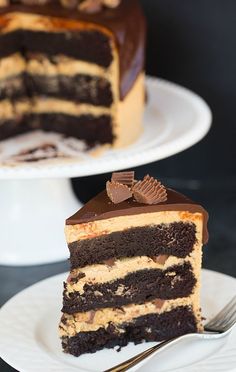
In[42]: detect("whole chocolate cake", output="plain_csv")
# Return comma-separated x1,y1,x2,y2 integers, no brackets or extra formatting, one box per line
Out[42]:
59,172,208,356
0,0,146,147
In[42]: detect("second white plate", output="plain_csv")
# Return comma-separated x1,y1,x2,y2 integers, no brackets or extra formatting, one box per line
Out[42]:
0,269,236,372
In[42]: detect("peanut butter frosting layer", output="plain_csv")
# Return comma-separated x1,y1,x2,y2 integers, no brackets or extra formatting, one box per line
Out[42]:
0,53,109,78
0,53,114,81
63,262,197,313
31,98,111,116
0,99,29,121
59,295,202,335
0,53,25,79
65,255,191,294
0,98,111,120
66,189,208,244
66,210,203,243
26,55,111,77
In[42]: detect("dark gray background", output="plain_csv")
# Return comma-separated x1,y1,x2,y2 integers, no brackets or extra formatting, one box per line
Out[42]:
1,1,236,370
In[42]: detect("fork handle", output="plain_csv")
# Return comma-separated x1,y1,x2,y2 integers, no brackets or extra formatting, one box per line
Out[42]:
104,337,179,372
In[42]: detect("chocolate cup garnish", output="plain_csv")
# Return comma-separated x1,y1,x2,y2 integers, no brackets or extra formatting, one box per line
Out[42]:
67,273,78,284
86,310,96,324
133,175,167,205
21,0,49,4
0,0,9,6
61,314,67,325
106,181,132,204
151,255,169,265
103,0,121,8
117,306,125,313
153,299,165,310
0,0,120,9
78,0,102,13
111,171,135,187
103,257,116,267
60,0,78,9
78,0,120,13
67,271,85,283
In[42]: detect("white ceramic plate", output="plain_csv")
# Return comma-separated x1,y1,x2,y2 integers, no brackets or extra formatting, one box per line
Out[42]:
0,77,211,179
0,269,236,372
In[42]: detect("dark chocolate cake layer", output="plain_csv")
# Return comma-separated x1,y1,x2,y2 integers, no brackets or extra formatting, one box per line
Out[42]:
0,113,113,143
0,118,31,140
25,74,113,107
0,73,113,106
63,263,196,313
0,74,26,100
69,222,197,269
61,306,197,357
0,30,112,66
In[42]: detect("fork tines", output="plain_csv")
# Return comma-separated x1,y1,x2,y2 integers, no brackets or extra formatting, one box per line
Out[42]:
205,295,236,332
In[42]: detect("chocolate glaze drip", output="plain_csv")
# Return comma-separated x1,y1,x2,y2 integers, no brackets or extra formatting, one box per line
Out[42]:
66,188,209,244
0,0,146,99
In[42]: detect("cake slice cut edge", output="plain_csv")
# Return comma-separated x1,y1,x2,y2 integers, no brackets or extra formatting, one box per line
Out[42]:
59,173,208,356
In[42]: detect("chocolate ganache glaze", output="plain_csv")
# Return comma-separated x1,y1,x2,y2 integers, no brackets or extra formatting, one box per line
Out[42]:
0,0,146,99
66,188,209,244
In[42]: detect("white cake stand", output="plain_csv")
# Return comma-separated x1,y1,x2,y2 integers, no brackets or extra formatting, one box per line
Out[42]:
0,77,212,266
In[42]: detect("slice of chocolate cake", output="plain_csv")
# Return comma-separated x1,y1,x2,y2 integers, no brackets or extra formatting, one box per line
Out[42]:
0,0,146,147
59,172,208,356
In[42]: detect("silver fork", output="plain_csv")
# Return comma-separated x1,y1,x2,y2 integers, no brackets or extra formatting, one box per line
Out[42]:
105,295,236,372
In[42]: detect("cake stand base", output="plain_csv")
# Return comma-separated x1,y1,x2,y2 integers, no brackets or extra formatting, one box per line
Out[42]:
0,178,81,266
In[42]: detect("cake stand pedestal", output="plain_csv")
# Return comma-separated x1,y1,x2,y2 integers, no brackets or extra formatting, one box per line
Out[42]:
0,178,81,266
0,77,212,266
